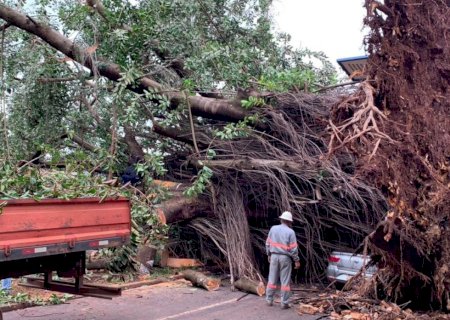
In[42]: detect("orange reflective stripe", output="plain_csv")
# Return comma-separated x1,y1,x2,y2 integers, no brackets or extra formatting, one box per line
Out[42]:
267,238,297,251
287,242,297,249
280,285,290,291
267,283,278,289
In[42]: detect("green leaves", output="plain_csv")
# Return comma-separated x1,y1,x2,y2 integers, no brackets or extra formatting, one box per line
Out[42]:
213,115,258,140
241,96,265,109
184,166,213,197
206,149,216,159
0,287,73,306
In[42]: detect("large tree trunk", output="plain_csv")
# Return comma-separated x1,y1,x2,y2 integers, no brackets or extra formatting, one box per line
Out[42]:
200,159,306,172
155,197,208,224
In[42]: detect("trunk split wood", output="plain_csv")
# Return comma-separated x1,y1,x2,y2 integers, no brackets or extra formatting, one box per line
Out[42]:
181,270,220,291
234,277,265,296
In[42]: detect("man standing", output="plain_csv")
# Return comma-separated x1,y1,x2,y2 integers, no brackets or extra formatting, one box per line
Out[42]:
265,211,300,309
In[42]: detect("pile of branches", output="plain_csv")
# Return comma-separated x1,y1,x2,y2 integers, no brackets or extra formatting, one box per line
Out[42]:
327,0,450,309
184,93,386,283
296,291,450,320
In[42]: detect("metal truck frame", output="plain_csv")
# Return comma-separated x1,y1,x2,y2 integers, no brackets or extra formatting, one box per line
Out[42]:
0,197,131,319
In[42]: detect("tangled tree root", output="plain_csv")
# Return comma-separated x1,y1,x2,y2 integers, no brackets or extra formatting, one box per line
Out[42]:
328,81,393,158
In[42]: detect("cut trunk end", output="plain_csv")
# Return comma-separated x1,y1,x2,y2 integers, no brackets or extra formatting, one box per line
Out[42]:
234,277,265,296
181,270,220,291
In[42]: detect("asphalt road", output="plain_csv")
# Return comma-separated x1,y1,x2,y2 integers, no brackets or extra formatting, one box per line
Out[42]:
3,281,320,320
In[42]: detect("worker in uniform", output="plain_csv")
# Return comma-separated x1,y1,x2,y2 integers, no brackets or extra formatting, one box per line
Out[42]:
265,211,300,309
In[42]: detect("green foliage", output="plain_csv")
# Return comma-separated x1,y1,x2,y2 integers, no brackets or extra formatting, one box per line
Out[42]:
0,291,30,305
184,166,213,197
47,293,72,305
48,0,336,92
213,122,248,140
6,69,70,159
257,48,338,92
259,68,317,92
213,115,259,140
241,96,265,109
134,154,168,187
206,149,216,160
0,289,73,306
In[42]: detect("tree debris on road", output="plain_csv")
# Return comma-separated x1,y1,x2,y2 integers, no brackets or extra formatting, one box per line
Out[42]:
181,270,220,291
0,0,448,316
233,278,265,297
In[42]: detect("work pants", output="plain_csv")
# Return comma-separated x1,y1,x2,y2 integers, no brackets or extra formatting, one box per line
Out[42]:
266,254,292,305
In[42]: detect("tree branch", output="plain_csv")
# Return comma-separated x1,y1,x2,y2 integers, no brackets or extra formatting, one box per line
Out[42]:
0,22,10,31
80,95,103,126
0,4,246,122
124,126,145,163
37,76,81,83
313,81,361,93
61,133,98,152
198,158,305,172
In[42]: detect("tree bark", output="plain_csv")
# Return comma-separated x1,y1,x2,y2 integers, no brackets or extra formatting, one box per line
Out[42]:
0,5,246,123
137,124,210,148
86,258,109,270
151,180,188,191
200,159,305,172
155,197,208,224
70,134,98,152
181,270,220,291
145,40,191,79
234,277,265,296
124,126,145,163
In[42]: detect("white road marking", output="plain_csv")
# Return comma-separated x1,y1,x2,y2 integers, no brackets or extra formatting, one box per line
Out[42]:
154,298,238,320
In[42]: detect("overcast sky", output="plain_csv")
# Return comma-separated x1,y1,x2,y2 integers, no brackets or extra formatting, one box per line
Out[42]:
273,0,367,71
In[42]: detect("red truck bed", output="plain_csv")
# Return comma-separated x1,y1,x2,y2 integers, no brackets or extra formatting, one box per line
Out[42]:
0,197,131,261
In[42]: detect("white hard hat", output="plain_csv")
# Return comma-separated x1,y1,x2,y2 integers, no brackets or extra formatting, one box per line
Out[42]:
279,211,293,222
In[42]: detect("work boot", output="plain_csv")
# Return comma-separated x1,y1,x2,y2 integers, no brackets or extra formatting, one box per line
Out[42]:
280,303,292,309
266,300,273,307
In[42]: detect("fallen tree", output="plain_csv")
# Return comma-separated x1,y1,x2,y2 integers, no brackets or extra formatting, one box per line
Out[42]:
0,0,448,311
0,2,385,283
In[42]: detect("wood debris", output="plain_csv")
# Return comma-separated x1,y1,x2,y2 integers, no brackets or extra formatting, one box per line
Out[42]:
233,277,265,296
181,270,220,291
295,290,450,319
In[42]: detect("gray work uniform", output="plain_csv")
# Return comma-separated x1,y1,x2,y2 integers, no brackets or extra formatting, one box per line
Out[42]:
265,224,299,305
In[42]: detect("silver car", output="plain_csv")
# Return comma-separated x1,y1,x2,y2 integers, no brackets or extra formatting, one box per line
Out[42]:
326,251,377,284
